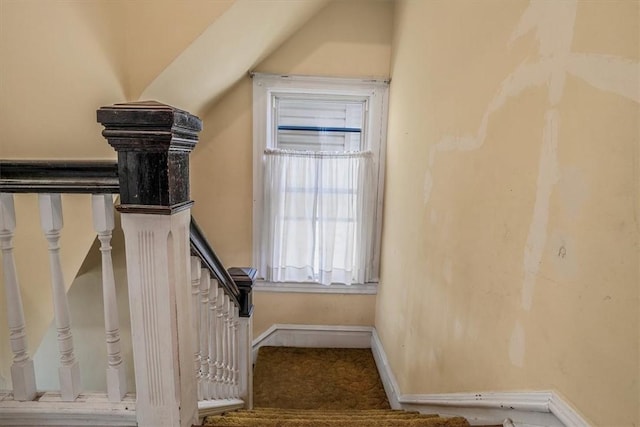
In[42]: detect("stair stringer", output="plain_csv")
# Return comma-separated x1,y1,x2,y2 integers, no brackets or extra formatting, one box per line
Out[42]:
251,324,591,427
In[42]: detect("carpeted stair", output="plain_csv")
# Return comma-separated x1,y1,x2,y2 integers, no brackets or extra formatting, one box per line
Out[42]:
203,347,471,427
203,408,470,426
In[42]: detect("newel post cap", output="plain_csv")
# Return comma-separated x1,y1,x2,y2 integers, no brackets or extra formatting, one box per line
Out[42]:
228,267,257,318
97,101,203,214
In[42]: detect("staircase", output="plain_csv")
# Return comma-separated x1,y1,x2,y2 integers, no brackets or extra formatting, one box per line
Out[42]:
202,347,472,427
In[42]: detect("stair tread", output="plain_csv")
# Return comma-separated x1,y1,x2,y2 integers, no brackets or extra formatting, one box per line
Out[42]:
211,414,438,420
204,410,469,426
222,410,434,419
243,408,417,412
204,417,469,426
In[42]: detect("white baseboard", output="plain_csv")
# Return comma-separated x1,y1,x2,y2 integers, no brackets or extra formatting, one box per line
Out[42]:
548,392,592,427
254,281,378,294
252,324,373,364
370,329,591,427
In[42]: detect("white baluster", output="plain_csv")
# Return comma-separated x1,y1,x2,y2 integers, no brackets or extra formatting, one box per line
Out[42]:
227,300,235,398
189,257,202,399
226,302,233,399
237,313,253,408
92,194,127,402
207,280,219,399
39,193,81,401
222,296,231,398
214,289,225,398
0,194,37,401
198,269,211,400
232,305,240,398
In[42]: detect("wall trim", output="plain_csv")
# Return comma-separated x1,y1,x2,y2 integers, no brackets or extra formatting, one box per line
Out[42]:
548,392,592,427
370,329,591,427
252,324,374,363
254,281,378,294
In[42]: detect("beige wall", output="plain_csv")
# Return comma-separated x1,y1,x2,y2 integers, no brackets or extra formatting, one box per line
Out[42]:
0,0,125,160
190,0,393,339
376,1,639,426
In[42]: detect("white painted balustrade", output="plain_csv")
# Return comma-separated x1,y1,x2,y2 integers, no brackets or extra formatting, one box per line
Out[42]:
1,191,252,425
189,257,243,403
0,193,129,403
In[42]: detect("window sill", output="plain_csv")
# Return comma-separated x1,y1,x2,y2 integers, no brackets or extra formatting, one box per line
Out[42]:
253,280,378,295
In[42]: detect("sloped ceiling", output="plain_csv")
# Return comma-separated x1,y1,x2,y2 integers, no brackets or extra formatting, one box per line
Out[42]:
140,0,330,114
119,0,236,101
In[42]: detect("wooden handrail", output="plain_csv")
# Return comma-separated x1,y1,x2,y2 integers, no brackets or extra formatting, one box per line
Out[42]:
189,216,241,306
0,159,253,315
0,160,119,193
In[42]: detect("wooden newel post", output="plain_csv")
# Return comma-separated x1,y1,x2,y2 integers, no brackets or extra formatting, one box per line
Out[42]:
228,268,255,319
97,101,201,427
228,267,255,408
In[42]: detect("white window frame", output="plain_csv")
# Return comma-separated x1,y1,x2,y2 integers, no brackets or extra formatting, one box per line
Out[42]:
252,73,389,294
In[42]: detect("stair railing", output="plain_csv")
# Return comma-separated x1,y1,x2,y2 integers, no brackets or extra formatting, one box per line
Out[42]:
0,161,135,425
0,101,254,427
189,218,255,417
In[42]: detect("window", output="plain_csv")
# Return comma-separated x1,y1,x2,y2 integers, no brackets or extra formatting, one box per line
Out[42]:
252,74,388,292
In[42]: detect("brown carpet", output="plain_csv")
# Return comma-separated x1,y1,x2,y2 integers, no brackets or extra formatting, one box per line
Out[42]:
253,347,390,410
203,408,471,426
203,346,470,427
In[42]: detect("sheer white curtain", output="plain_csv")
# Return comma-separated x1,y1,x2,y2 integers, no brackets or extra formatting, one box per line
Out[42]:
260,149,373,285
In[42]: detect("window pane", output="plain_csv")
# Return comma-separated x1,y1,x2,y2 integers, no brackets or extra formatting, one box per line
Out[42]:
276,98,365,152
